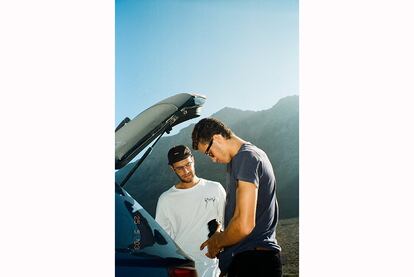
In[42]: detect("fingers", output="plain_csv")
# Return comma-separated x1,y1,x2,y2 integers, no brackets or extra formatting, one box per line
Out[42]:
204,248,216,259
200,239,208,250
201,234,221,259
201,239,216,258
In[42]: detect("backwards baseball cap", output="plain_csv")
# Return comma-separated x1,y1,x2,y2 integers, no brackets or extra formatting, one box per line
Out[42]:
167,145,192,165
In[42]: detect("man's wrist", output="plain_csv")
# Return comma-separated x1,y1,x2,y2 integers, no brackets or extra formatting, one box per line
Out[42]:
215,230,225,250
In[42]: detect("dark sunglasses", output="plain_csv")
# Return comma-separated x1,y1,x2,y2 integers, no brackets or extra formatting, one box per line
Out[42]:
204,139,214,157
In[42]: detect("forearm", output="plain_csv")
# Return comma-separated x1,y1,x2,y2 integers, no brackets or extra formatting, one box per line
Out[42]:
215,214,254,249
201,181,257,258
216,181,257,249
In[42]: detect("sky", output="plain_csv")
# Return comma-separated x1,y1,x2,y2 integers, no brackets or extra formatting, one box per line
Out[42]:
115,0,298,131
4,1,414,276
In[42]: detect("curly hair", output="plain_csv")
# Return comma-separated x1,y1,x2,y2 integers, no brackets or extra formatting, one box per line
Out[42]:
192,118,233,150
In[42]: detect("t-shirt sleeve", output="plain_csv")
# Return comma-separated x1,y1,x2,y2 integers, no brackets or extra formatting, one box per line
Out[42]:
235,151,261,187
155,196,174,238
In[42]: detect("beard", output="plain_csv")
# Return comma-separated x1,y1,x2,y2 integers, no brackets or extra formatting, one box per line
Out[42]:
176,171,194,183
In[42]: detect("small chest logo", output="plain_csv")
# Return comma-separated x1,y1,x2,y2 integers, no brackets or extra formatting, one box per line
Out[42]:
204,197,216,208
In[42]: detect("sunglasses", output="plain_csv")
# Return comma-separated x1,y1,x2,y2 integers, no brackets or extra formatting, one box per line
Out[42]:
204,139,214,157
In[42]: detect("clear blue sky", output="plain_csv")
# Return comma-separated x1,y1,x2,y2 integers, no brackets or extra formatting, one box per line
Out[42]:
4,1,414,275
116,0,298,130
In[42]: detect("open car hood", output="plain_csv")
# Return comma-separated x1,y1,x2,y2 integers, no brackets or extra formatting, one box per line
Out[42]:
115,93,206,169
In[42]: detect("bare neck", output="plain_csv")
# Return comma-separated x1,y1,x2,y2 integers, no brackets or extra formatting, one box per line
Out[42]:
175,176,200,189
228,135,248,159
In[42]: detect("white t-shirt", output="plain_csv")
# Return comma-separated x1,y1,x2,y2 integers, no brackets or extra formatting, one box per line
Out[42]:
155,178,226,277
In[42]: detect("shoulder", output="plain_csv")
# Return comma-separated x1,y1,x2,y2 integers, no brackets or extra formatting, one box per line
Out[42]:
233,147,262,168
203,178,221,186
203,179,226,195
158,186,176,201
202,179,223,189
238,144,263,159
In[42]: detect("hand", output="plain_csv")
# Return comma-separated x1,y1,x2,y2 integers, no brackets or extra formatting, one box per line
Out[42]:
200,231,222,258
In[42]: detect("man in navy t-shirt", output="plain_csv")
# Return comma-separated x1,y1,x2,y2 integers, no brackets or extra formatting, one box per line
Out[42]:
192,118,282,277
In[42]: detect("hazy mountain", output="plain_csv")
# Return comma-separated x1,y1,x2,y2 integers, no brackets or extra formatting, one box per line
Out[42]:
116,95,299,219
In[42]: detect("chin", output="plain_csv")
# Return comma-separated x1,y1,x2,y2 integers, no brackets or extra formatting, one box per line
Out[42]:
181,176,194,183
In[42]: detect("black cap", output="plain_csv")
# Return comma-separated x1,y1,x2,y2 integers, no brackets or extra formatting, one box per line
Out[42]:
167,145,192,165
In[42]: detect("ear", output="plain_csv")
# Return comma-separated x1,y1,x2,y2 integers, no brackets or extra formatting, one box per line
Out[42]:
212,133,224,143
169,165,175,172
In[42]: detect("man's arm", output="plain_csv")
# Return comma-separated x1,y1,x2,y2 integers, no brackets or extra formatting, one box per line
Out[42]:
200,180,258,258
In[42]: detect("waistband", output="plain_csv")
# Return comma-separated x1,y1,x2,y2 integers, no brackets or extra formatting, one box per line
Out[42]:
254,247,275,251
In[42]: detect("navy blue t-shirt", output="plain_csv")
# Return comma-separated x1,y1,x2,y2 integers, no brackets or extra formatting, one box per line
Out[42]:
219,143,281,272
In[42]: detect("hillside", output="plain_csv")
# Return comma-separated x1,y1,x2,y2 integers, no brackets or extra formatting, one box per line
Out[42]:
116,95,299,218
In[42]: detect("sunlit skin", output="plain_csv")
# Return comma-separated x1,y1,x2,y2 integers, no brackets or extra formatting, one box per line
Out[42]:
196,134,259,258
170,155,200,189
196,134,235,164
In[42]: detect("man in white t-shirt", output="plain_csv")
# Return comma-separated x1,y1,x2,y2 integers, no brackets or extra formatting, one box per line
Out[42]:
155,145,226,277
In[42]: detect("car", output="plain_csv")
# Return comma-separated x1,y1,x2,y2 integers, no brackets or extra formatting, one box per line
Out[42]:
115,93,206,277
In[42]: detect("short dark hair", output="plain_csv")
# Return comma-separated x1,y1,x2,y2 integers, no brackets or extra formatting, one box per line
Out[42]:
167,145,192,165
192,118,233,150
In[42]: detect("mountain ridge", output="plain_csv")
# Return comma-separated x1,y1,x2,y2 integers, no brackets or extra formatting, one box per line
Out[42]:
116,95,299,219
